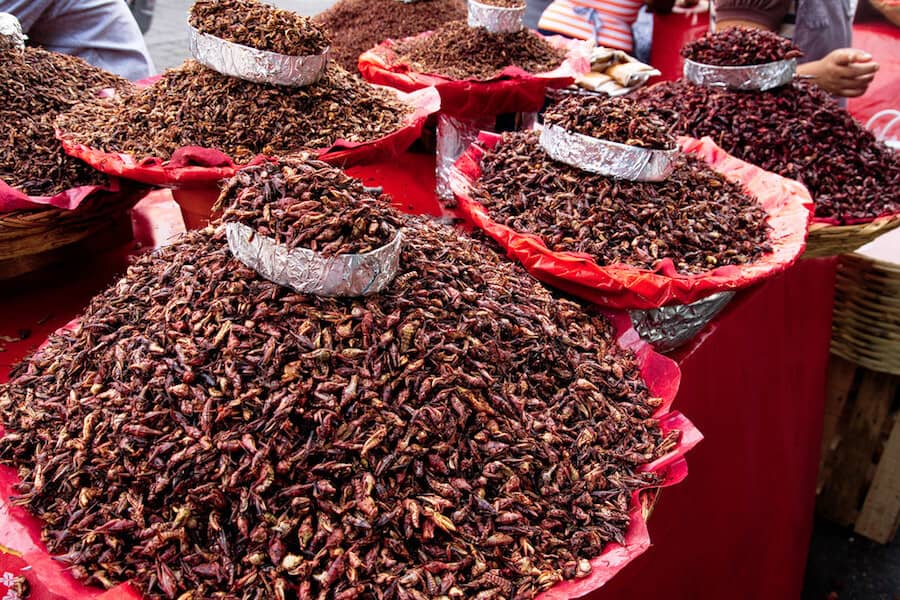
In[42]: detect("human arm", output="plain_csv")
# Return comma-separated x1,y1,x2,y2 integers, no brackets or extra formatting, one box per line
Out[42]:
715,2,880,97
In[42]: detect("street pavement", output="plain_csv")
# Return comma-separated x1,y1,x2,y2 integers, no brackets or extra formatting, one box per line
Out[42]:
144,0,337,72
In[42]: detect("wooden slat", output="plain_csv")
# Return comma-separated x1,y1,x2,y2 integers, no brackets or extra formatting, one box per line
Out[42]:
817,369,895,526
855,409,900,543
817,355,860,494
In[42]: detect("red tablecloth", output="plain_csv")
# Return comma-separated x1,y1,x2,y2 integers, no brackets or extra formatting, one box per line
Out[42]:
0,156,835,600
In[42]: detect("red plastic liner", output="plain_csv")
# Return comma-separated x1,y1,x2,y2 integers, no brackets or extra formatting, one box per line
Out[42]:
0,177,120,214
56,87,441,188
451,133,813,310
358,32,591,118
0,312,699,600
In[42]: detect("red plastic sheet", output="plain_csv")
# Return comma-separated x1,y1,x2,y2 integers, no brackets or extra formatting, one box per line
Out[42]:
451,132,813,309
56,87,441,187
847,22,900,126
0,177,120,214
0,238,699,599
358,33,591,118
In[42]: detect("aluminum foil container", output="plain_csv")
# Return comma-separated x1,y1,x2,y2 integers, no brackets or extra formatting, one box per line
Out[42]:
683,58,796,91
630,292,734,352
468,0,525,33
189,25,329,87
226,223,402,297
539,124,677,182
0,13,26,51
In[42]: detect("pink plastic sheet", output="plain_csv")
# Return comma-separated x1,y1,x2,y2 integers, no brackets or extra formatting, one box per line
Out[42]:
451,132,813,309
0,310,699,599
358,32,590,118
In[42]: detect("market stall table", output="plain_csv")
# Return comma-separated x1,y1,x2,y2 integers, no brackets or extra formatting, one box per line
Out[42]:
0,155,835,600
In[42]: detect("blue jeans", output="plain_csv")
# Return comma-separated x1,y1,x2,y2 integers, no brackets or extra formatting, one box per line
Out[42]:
0,0,154,79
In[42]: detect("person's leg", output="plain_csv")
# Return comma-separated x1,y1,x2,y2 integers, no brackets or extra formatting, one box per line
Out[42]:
26,0,155,79
0,0,53,32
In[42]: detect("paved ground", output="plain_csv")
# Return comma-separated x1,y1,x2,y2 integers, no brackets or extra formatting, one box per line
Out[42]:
144,0,337,72
140,3,900,598
803,517,900,600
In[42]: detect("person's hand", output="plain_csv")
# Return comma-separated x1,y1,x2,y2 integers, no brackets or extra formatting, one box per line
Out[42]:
798,49,880,97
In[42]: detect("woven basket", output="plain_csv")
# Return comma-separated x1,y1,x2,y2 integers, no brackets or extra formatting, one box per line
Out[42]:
0,192,140,280
804,214,900,258
831,250,900,376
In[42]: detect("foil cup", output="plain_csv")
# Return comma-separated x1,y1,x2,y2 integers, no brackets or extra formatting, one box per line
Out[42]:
539,124,677,182
0,13,26,51
189,25,329,87
683,58,796,91
629,292,734,352
468,0,525,33
226,223,402,297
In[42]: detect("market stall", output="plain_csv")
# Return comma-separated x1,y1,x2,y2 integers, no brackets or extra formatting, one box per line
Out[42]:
0,154,836,600
1,3,892,599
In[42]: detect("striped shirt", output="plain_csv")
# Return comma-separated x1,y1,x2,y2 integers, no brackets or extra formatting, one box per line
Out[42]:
538,0,643,52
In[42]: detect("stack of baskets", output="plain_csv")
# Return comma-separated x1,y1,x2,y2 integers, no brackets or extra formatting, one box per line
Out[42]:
830,229,900,374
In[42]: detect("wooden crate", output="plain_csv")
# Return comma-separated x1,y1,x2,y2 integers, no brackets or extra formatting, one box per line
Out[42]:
817,354,900,543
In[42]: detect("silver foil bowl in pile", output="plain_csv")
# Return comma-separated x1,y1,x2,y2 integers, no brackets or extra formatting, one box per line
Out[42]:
468,0,526,33
226,223,402,297
683,58,797,92
630,292,735,352
539,124,678,182
189,25,329,86
0,12,26,50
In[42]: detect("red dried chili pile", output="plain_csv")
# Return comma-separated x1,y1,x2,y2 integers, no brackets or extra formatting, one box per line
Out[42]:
633,80,900,223
543,96,676,150
190,0,329,56
57,61,413,163
0,46,129,196
391,20,566,80
681,27,803,66
0,157,677,600
471,131,772,273
314,0,466,72
219,161,402,254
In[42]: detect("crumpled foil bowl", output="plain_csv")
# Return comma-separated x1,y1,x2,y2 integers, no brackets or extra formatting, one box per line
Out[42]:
539,124,678,182
629,291,735,352
189,25,329,87
226,223,402,297
0,12,26,50
683,58,797,92
468,0,526,33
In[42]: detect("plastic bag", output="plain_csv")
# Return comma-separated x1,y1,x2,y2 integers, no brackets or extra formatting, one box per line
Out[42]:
0,312,700,600
451,133,813,309
57,87,440,187
358,32,591,118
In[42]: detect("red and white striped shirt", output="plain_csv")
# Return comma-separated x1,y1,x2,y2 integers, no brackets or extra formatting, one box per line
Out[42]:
538,0,643,52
